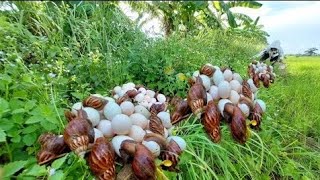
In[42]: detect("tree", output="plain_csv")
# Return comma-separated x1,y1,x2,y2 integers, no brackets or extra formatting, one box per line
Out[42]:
304,48,318,56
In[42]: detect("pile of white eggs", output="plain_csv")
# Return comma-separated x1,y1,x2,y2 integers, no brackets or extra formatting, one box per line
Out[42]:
249,61,276,81
193,64,266,118
70,82,186,158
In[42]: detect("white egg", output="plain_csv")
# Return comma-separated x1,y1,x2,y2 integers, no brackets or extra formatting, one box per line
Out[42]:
192,70,200,77
113,86,122,94
150,98,157,104
138,87,147,95
213,69,224,86
93,128,104,142
213,66,220,71
118,90,126,97
147,102,153,110
255,99,266,113
238,104,250,118
120,101,135,116
218,99,232,116
134,93,145,103
157,94,166,103
126,82,136,89
206,93,213,103
71,102,83,115
209,85,219,100
142,141,160,157
83,107,100,127
157,112,172,129
223,69,233,82
91,94,104,98
128,125,146,142
229,80,241,93
167,136,186,151
146,90,155,98
247,79,258,93
218,81,231,99
163,128,169,138
111,114,132,135
134,105,151,119
103,102,122,120
112,135,134,157
145,130,153,134
200,75,211,91
144,95,151,103
139,100,149,109
232,73,243,84
97,120,114,138
229,90,240,104
130,113,148,129
104,96,115,102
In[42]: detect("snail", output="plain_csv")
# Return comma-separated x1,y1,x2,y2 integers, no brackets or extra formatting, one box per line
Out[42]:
201,100,221,143
83,95,107,111
187,76,207,117
230,106,247,144
149,111,165,136
36,133,69,165
200,63,215,77
87,137,116,180
160,136,186,172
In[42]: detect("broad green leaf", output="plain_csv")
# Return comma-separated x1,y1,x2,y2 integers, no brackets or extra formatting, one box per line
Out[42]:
2,160,27,177
48,170,64,180
11,134,21,143
24,164,47,177
22,133,37,146
25,100,37,111
51,155,68,169
22,125,38,134
0,98,10,115
0,128,6,142
0,74,12,84
25,115,42,124
0,118,14,131
12,108,26,114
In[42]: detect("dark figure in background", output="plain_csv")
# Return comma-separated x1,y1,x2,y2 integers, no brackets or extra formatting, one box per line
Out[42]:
255,40,284,66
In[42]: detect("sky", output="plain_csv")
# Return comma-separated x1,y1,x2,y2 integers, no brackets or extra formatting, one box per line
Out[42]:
231,1,320,54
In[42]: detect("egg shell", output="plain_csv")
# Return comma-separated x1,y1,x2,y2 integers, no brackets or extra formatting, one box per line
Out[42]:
112,135,134,157
103,102,122,120
118,90,126,97
71,102,83,115
255,99,266,113
167,136,186,151
128,125,146,142
218,99,232,116
218,81,231,99
145,130,153,134
134,93,145,103
139,100,149,109
229,80,241,93
229,90,240,104
94,128,104,142
134,105,151,119
200,74,211,91
192,70,200,77
223,69,233,82
91,94,104,98
138,87,147,95
247,79,258,93
213,69,224,86
104,96,115,102
150,98,157,104
209,85,219,100
113,94,119,99
146,90,155,98
157,94,166,103
232,73,243,84
97,120,114,138
142,141,160,157
83,107,100,127
126,82,136,89
120,101,135,116
157,112,172,129
206,93,213,103
238,104,250,118
163,128,169,138
111,114,132,135
113,86,122,94
144,95,152,103
130,113,148,129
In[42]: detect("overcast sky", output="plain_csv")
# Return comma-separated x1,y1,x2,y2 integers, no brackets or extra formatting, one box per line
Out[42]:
231,1,320,54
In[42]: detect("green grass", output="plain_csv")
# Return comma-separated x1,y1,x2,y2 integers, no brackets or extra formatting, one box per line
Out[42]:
175,56,320,179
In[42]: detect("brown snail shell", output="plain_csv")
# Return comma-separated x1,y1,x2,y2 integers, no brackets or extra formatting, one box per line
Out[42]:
87,137,116,180
37,133,69,165
64,110,76,122
230,106,247,144
242,80,253,100
63,109,94,156
248,65,255,77
149,103,166,114
239,96,254,112
200,64,215,77
83,96,107,110
260,74,270,88
149,113,165,136
249,102,263,129
132,144,156,180
187,76,207,117
160,139,182,172
223,103,234,123
253,73,260,88
171,99,192,125
143,133,167,150
116,93,131,105
127,89,139,98
201,101,221,143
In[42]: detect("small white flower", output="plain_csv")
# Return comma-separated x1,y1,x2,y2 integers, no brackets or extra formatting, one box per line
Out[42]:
49,168,56,176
